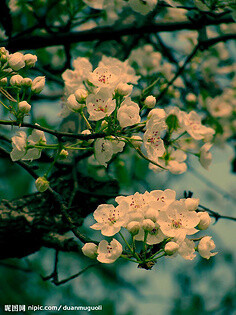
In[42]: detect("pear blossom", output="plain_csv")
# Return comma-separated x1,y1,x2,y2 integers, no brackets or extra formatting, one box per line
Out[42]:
10,74,23,86
94,138,113,167
178,239,196,260
147,108,166,127
109,137,125,154
199,143,213,170
157,200,200,242
99,55,140,85
116,82,133,96
197,212,211,230
62,57,92,94
117,98,141,128
97,239,123,263
67,94,83,112
88,65,121,89
82,243,98,259
184,198,199,211
144,95,156,109
127,221,141,235
86,88,116,120
24,53,37,67
198,236,218,259
10,131,27,161
8,52,25,71
182,111,215,141
146,224,165,245
90,204,126,236
18,101,31,113
143,121,166,160
22,129,46,161
31,76,45,93
165,241,179,256
74,88,88,103
149,189,176,209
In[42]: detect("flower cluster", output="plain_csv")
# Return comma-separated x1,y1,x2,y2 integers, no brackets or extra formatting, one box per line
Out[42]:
82,189,217,266
61,54,215,173
0,47,45,121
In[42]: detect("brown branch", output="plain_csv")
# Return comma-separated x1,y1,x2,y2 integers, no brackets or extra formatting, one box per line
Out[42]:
198,204,236,222
2,16,234,51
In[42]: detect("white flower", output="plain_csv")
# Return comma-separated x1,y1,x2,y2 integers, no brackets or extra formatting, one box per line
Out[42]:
110,136,125,154
127,221,141,235
178,239,196,260
99,55,140,84
157,200,200,242
31,76,45,93
142,219,155,232
86,88,116,121
23,128,46,161
128,0,157,15
116,82,133,96
35,177,49,192
82,243,98,259
21,78,32,87
143,121,166,160
147,108,166,127
67,94,83,112
10,74,23,86
94,138,113,167
18,101,31,114
117,97,140,128
167,150,187,175
10,131,27,161
144,95,156,109
8,52,25,71
184,198,199,211
115,191,149,213
74,88,88,103
149,189,176,210
146,224,165,245
130,135,143,148
165,241,179,256
199,143,213,170
97,239,123,263
88,65,121,89
198,236,217,259
90,204,126,236
62,57,92,94
197,212,211,230
207,96,232,118
24,53,37,67
182,111,215,141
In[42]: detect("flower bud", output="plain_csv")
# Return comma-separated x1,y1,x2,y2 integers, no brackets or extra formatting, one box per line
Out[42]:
10,74,23,86
82,243,98,259
24,53,37,67
197,212,211,230
142,219,155,232
127,221,140,235
18,101,31,114
21,78,32,87
67,94,83,112
0,78,7,85
186,93,197,103
199,143,212,170
116,82,133,96
185,198,199,211
144,95,156,108
31,76,45,93
35,177,49,192
164,241,179,255
8,52,25,71
59,149,69,159
198,236,217,259
74,88,88,103
145,208,159,222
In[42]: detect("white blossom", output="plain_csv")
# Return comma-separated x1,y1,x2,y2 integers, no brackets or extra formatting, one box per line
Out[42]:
97,239,123,263
197,212,211,230
117,97,140,128
31,76,45,93
199,143,213,170
8,52,25,71
18,101,31,114
82,243,98,259
198,236,217,259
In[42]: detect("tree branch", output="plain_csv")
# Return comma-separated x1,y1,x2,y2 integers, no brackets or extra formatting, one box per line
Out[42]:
2,16,234,51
